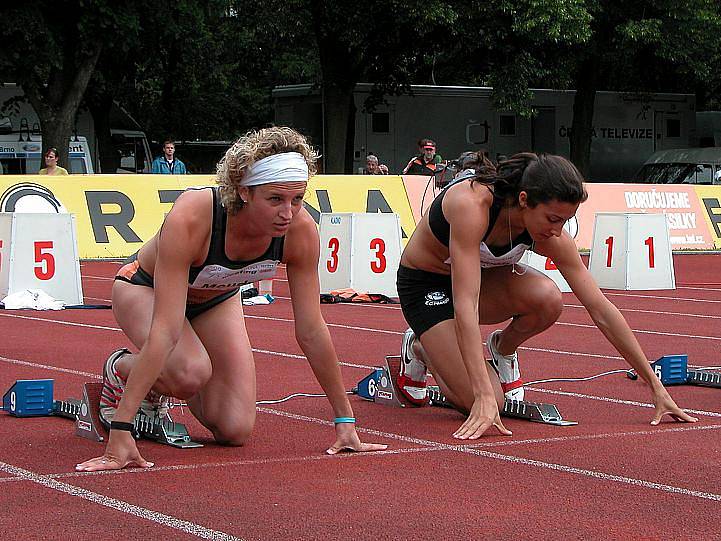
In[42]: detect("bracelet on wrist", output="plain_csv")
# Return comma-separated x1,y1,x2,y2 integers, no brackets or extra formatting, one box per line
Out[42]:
110,421,136,432
333,417,356,424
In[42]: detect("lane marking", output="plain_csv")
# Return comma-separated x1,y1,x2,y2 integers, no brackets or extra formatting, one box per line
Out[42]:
5,424,721,486
258,408,721,502
0,447,440,485
0,462,244,540
7,309,719,343
528,387,721,418
605,292,721,304
564,304,721,320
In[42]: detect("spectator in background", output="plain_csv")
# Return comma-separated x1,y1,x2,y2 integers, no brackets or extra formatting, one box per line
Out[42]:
39,148,69,175
365,153,388,175
152,140,187,174
403,138,443,175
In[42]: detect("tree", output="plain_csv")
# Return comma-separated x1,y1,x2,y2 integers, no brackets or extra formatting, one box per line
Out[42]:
561,0,721,177
0,2,139,169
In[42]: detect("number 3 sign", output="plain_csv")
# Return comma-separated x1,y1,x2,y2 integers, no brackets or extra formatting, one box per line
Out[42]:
0,213,84,304
588,212,675,290
318,213,402,298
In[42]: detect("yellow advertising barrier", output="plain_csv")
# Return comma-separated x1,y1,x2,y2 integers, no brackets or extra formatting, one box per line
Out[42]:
2,173,719,258
0,174,415,259
694,186,721,249
401,179,721,251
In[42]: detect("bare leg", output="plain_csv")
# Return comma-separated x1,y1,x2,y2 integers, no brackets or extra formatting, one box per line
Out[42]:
112,281,212,398
186,297,256,446
410,265,562,410
112,281,255,445
476,265,563,355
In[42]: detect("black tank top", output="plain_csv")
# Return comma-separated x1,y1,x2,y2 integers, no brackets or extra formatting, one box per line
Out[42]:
427,181,533,256
187,186,285,289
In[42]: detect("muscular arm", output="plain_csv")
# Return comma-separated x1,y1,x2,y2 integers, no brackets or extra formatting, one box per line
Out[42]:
113,191,208,422
537,233,663,390
284,210,353,418
446,187,496,399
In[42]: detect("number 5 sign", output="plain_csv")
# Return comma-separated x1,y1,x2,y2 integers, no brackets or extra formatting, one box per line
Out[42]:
0,213,84,304
588,212,675,290
318,212,402,298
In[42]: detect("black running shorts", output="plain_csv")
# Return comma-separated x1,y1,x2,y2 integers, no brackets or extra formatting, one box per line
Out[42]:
397,264,455,338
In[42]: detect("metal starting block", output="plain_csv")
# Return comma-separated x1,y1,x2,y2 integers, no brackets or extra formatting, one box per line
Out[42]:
353,356,577,426
626,354,721,388
2,379,202,448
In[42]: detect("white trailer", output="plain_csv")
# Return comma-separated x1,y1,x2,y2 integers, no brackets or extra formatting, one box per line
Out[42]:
273,84,696,181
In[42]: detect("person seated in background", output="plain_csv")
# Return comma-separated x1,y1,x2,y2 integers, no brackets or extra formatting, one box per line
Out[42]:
39,148,69,175
364,153,388,175
403,138,443,175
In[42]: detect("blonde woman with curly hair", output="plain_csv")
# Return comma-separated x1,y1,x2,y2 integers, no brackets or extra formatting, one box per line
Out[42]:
77,127,386,472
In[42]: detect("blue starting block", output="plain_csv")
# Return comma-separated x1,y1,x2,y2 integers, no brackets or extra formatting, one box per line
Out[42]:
627,355,721,388
1,379,203,448
2,379,55,416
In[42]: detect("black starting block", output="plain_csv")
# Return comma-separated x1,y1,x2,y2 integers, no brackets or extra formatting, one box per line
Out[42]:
353,356,577,426
626,354,721,388
1,379,202,448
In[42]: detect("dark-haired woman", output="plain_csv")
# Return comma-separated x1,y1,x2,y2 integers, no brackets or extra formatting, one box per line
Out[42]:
395,152,696,439
39,148,69,175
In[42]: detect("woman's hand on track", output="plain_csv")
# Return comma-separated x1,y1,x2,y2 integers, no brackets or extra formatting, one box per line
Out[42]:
325,422,388,455
650,389,698,425
453,395,512,439
75,431,154,471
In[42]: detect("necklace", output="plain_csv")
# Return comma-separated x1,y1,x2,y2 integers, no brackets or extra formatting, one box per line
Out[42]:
509,206,527,276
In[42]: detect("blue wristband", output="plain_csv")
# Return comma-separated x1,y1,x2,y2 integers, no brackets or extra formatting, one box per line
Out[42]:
334,417,356,424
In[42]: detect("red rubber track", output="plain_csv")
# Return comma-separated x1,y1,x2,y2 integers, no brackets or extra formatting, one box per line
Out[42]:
1,255,720,540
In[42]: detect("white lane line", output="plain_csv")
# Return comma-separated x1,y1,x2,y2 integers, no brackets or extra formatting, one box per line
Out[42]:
605,292,721,304
258,408,721,502
528,387,721,418
0,462,244,540
558,321,721,341
5,424,719,486
0,355,100,379
465,422,721,448
0,447,440,485
564,303,721,320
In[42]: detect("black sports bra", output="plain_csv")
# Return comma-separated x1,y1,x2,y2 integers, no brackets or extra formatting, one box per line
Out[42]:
186,186,285,287
427,181,533,256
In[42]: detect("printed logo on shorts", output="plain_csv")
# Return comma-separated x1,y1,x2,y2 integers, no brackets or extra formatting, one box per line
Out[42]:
425,291,449,306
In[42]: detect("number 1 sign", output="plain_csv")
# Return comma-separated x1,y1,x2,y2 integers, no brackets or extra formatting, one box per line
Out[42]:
0,213,84,304
588,213,675,290
318,213,402,298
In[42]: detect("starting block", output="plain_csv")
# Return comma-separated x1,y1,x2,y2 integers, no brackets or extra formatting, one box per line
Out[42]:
1,379,202,448
627,354,721,388
353,356,577,426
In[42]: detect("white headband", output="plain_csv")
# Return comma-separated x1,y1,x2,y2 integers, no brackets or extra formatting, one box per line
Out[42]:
241,152,309,187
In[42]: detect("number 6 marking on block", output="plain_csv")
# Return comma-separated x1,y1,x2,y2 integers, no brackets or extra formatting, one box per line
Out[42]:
370,238,386,273
34,240,55,280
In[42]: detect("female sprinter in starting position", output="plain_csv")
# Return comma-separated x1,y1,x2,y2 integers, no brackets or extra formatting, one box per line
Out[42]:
395,152,697,439
76,127,386,471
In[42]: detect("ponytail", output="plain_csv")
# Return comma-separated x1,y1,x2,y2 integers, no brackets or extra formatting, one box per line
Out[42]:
468,152,587,207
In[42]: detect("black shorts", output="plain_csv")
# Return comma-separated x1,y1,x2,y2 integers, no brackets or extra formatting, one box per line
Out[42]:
115,253,239,321
397,264,455,338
